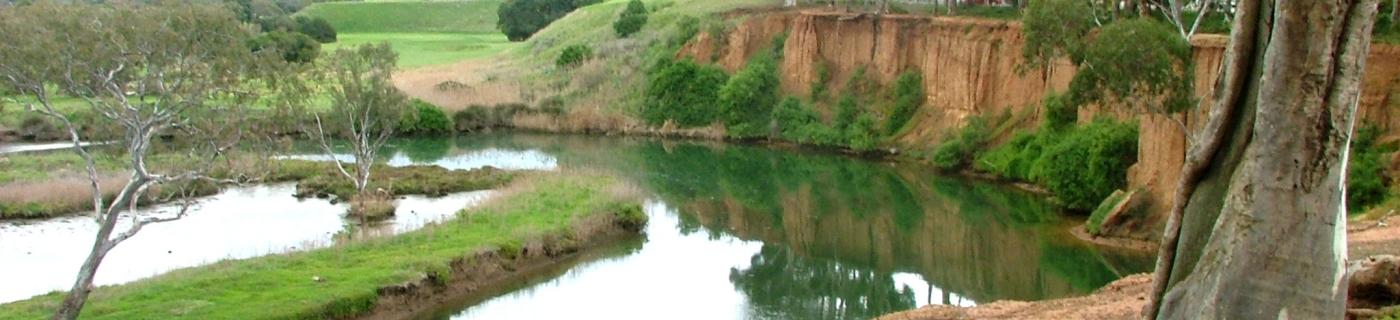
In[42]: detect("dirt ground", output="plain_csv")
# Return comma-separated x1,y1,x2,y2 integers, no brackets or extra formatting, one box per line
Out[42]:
880,222,1400,320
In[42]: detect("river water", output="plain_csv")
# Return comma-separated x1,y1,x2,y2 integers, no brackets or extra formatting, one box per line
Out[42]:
377,134,1154,319
1,133,1153,318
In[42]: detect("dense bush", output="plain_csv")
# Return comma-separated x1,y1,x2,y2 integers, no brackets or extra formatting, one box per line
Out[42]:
1348,124,1396,212
453,103,533,132
642,58,729,126
295,16,337,43
718,54,781,137
834,94,859,131
248,31,320,63
1041,93,1077,131
1069,18,1194,113
931,117,991,170
613,0,648,38
556,44,592,68
975,131,1046,179
1029,119,1138,210
809,62,832,102
846,114,881,151
398,100,452,136
497,0,592,41
884,71,924,136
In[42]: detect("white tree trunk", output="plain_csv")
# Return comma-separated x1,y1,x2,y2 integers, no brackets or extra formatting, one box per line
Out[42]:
1148,0,1380,318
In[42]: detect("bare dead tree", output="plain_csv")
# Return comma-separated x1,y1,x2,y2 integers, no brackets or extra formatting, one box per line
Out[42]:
0,3,266,319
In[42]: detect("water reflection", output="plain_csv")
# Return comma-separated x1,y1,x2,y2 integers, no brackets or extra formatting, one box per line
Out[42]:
280,137,557,171
408,133,1155,319
0,184,492,303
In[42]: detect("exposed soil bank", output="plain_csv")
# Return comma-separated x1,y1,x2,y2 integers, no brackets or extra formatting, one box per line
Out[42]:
355,212,644,320
879,223,1400,320
674,9,1400,242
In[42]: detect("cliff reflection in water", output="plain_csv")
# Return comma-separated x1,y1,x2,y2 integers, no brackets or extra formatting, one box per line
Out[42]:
383,133,1154,319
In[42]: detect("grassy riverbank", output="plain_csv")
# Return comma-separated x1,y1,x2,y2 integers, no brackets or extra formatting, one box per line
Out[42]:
300,0,515,68
0,172,643,319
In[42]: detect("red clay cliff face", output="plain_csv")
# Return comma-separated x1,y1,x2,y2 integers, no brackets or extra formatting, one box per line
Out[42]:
680,9,1400,240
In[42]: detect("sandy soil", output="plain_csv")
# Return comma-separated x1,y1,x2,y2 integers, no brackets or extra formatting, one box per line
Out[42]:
882,222,1400,320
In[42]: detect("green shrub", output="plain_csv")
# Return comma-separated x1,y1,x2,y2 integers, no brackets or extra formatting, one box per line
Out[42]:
1069,18,1194,113
975,132,1041,179
1041,93,1077,130
557,44,592,68
1348,124,1396,212
834,94,859,131
1030,118,1138,210
248,31,320,63
294,16,337,43
496,0,587,41
642,58,729,127
809,62,832,102
931,117,990,170
399,100,452,136
613,0,648,38
669,15,702,47
884,71,924,136
772,97,842,145
718,53,781,137
453,105,493,132
846,113,881,151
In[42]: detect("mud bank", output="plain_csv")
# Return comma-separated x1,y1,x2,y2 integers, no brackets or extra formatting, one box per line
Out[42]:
354,212,644,320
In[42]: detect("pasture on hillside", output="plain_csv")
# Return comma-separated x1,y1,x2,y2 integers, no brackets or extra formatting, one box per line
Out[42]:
300,0,514,68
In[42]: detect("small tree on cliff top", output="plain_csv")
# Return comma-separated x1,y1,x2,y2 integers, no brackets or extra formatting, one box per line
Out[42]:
1069,18,1195,114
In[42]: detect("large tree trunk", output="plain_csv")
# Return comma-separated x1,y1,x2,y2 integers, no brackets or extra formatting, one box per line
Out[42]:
1146,0,1380,318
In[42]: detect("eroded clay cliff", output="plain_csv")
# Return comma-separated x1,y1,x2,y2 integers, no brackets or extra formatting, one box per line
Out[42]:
679,9,1400,240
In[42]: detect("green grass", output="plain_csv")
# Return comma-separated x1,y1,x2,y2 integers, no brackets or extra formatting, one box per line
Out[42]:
299,0,502,34
0,172,641,319
0,152,125,184
324,33,516,68
293,163,516,198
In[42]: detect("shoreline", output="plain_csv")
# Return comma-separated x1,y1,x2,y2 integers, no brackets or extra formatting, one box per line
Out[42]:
0,173,644,319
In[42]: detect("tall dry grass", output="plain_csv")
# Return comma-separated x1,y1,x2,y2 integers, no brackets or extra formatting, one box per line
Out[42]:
0,173,127,218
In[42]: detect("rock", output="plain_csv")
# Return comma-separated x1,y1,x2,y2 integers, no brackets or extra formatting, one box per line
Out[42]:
1090,189,1146,238
1348,255,1400,310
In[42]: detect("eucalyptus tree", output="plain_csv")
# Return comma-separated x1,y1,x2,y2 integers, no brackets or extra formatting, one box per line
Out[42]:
308,43,409,211
0,2,273,319
1146,0,1381,318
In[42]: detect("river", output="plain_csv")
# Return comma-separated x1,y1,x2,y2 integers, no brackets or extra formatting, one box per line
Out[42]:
1,133,1153,318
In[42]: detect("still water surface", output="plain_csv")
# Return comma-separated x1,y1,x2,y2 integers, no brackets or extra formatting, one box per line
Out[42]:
371,134,1154,319
0,185,493,303
3,133,1152,318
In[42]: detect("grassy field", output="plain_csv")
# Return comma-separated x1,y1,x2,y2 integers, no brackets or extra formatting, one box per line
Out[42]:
0,172,642,319
301,0,515,68
298,0,502,34
323,33,515,68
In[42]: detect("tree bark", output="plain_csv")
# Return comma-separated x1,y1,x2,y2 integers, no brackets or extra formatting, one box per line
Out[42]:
1147,0,1380,318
